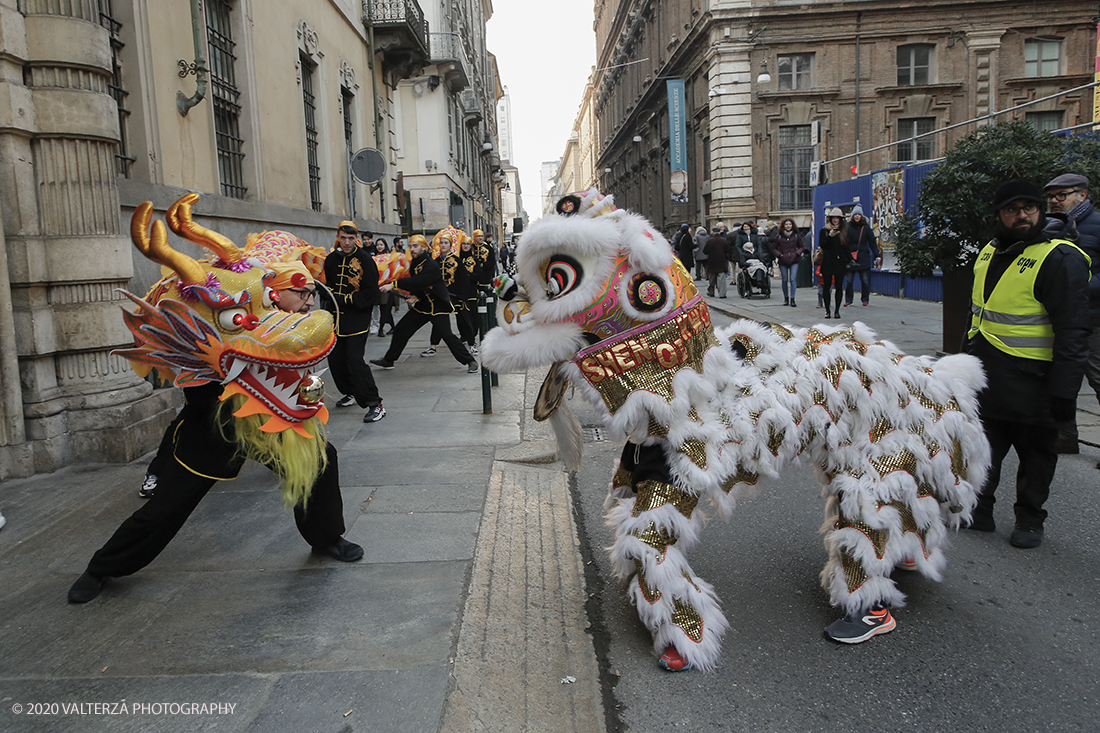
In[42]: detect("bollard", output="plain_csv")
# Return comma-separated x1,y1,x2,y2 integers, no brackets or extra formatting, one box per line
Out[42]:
478,292,492,414
485,292,499,387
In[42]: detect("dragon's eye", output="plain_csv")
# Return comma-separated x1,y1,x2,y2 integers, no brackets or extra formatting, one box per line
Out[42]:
217,308,250,331
545,255,583,299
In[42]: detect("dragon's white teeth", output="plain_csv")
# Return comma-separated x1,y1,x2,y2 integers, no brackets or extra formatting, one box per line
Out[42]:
222,359,248,384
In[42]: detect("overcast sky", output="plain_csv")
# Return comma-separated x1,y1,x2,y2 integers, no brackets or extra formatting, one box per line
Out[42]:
486,0,597,220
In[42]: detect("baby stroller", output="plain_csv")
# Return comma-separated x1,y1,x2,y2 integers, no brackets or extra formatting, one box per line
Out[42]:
736,244,771,299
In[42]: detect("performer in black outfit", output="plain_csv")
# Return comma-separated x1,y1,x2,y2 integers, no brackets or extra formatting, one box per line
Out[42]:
425,233,477,356
471,229,496,292
369,235,478,373
68,263,364,604
324,221,385,423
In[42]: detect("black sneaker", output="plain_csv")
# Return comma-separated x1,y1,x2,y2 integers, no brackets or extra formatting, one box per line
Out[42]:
139,473,157,498
420,347,437,357
335,395,355,408
1010,525,1043,549
362,405,386,423
68,571,108,603
369,358,395,370
467,361,479,374
824,606,896,644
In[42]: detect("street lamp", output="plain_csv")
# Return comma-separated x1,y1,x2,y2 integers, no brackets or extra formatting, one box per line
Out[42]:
756,60,771,84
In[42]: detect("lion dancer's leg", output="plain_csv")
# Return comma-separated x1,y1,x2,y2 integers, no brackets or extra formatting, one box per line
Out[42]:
818,462,953,644
604,442,729,672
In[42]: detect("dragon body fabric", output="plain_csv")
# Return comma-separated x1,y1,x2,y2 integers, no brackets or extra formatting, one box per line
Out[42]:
117,194,336,507
481,189,992,672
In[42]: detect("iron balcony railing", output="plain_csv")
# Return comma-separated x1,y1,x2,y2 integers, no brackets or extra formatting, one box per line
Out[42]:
429,31,471,89
367,0,429,57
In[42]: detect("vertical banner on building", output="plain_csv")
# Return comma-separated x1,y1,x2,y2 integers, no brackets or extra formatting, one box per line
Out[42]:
1094,21,1100,127
667,79,688,203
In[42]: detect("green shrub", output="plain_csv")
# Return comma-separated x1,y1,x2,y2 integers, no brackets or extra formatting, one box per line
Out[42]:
895,121,1100,276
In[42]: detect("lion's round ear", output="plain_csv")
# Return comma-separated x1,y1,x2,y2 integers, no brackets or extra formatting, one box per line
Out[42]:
626,272,669,313
556,195,582,217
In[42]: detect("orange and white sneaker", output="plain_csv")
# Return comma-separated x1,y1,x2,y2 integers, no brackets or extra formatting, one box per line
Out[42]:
898,556,919,571
658,646,693,672
825,606,897,644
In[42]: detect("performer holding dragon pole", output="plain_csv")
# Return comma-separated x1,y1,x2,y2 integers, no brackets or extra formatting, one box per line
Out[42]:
68,195,363,604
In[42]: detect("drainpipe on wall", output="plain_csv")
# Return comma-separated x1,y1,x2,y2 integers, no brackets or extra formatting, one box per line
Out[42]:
177,0,208,116
362,1,385,222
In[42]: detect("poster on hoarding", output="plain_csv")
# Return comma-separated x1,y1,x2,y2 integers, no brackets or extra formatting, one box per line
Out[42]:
871,167,905,246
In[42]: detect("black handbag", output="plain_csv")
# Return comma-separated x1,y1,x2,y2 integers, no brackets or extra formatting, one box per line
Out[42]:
845,257,861,271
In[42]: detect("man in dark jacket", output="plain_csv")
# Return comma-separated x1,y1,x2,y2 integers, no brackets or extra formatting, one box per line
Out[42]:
966,179,1091,549
323,222,385,423
370,235,478,373
1045,173,1100,417
703,227,732,298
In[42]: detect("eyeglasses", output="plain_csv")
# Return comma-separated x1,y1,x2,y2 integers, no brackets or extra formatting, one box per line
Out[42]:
999,203,1039,216
1045,189,1081,202
287,288,316,300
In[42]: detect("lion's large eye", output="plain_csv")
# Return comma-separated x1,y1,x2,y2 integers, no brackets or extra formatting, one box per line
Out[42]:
545,255,583,299
217,308,250,332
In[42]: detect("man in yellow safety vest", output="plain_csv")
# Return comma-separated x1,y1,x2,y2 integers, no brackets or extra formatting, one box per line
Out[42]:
966,179,1091,549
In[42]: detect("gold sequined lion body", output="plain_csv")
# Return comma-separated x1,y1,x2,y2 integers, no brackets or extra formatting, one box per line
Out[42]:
481,189,991,672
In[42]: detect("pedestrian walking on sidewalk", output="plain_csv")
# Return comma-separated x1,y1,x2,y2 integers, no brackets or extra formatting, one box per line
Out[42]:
819,208,850,318
703,226,732,298
370,235,479,373
770,218,805,307
692,226,709,280
843,205,882,307
965,179,1091,549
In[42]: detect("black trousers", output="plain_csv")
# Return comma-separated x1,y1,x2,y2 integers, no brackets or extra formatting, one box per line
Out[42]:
385,309,472,365
329,331,381,408
976,417,1058,529
87,442,345,578
821,273,844,311
430,305,477,347
377,296,395,331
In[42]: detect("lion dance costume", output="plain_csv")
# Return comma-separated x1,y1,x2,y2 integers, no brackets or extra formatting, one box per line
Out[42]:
481,189,991,672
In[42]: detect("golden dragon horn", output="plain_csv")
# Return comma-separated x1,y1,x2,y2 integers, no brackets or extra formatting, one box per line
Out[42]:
165,193,245,264
131,202,206,286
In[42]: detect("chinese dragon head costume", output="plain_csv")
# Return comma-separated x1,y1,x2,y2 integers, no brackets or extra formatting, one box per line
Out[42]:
117,194,334,507
481,188,992,672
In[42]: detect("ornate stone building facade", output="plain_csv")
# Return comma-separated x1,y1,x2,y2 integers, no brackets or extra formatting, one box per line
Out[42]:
0,0,450,478
592,0,1097,232
393,0,504,238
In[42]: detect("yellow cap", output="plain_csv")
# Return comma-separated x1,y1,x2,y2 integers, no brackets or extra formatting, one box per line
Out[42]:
265,261,313,291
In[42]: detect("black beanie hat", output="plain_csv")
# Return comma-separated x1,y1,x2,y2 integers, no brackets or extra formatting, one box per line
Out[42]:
993,180,1044,210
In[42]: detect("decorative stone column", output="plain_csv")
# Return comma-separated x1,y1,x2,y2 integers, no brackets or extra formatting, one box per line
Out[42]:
968,30,1004,124
1,0,175,476
705,34,758,224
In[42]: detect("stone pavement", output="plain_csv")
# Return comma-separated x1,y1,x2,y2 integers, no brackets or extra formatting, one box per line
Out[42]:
0,326,604,733
0,277,1095,732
